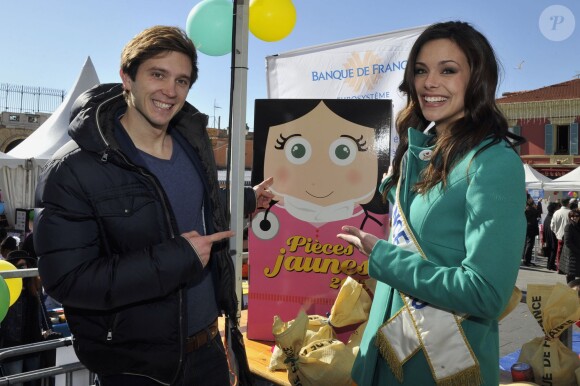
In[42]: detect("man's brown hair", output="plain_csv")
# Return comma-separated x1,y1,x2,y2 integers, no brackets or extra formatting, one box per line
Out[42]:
120,25,198,87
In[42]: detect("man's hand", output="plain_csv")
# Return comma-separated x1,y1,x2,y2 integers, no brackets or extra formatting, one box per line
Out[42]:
253,176,274,210
337,226,379,257
181,230,234,267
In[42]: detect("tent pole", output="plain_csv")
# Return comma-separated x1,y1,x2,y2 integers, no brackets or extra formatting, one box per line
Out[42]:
229,0,249,317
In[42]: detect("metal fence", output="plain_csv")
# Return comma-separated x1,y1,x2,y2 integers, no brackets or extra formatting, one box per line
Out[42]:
0,338,94,385
0,83,66,114
0,268,94,385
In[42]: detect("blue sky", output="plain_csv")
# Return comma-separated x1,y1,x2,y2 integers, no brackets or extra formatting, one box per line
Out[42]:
0,0,578,129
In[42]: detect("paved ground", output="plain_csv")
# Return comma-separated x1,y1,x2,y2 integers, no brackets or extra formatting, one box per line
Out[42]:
499,253,570,357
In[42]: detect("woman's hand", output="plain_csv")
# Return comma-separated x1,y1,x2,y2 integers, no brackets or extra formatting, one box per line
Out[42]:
337,225,379,257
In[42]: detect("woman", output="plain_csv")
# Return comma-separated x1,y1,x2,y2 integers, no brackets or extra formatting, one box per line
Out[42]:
559,208,580,283
337,21,526,385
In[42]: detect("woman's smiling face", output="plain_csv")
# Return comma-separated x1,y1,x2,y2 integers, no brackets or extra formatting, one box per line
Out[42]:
413,38,471,135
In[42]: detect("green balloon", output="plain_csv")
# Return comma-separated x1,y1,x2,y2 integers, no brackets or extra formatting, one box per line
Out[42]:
186,0,233,56
0,277,10,322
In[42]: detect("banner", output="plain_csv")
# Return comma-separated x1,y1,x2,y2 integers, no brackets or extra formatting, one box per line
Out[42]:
248,99,391,341
266,25,426,161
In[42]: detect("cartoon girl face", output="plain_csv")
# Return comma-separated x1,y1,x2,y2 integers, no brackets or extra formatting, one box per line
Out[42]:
264,101,378,209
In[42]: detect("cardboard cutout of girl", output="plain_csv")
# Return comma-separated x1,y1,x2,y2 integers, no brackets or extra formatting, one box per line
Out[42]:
248,99,391,341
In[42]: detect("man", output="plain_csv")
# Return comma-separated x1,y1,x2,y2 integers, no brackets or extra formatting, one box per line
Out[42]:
35,26,272,386
522,194,540,266
543,202,560,271
551,197,572,271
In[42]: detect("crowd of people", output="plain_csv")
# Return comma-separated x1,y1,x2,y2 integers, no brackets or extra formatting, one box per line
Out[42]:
521,194,580,287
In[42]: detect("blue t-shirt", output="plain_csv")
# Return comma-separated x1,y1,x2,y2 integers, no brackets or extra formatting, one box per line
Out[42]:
114,118,219,335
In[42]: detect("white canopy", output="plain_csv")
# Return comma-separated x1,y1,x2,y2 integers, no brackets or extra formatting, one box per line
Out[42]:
0,57,100,226
524,163,553,190
0,152,25,169
543,166,580,192
7,57,100,163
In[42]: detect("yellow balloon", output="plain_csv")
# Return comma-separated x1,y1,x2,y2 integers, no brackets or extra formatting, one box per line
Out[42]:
0,260,22,306
249,0,296,42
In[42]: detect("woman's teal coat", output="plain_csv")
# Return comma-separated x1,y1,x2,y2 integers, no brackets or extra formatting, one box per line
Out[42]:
352,128,526,385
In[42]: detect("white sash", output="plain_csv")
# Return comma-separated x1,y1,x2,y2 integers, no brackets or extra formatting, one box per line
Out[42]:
375,155,481,386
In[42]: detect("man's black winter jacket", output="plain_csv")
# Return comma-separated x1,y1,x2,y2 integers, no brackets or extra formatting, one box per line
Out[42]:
35,83,255,385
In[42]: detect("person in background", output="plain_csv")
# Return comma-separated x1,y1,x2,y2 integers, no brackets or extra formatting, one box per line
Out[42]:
522,193,540,266
559,209,580,283
21,212,36,259
21,233,35,258
0,250,43,386
535,198,543,223
34,26,273,386
337,21,526,385
539,198,550,225
543,202,560,271
551,197,572,272
21,210,62,314
0,236,18,260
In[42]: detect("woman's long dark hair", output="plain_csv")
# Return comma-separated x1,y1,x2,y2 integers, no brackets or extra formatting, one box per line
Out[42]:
384,21,525,196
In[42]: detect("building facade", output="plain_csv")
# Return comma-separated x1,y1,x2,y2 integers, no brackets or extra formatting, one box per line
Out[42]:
0,111,50,152
0,82,64,153
207,127,254,169
497,78,580,178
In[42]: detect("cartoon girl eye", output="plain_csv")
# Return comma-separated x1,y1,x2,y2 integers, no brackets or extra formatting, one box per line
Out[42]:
329,135,367,166
275,133,312,165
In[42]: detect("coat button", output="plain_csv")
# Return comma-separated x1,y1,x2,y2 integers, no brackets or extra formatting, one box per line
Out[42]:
418,150,432,161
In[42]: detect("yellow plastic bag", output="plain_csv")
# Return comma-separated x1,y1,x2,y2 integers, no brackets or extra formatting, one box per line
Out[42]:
269,277,373,385
517,283,580,386
271,311,355,386
329,276,372,328
269,314,335,371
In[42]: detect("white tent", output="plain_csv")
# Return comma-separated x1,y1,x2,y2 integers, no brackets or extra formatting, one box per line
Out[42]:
524,163,553,190
543,166,580,192
0,57,100,226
